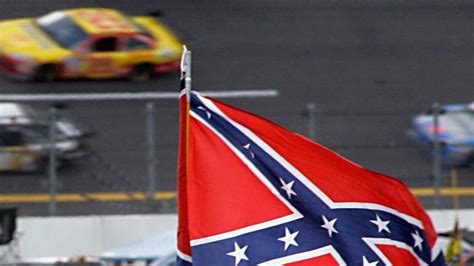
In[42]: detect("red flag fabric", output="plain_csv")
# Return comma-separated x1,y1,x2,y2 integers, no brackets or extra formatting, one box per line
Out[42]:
177,91,445,266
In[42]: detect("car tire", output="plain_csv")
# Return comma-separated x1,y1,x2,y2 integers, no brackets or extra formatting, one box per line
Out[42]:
37,156,51,173
129,64,153,82
35,64,57,82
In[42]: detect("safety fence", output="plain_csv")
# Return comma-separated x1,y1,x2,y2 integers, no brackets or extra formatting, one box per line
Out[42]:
0,91,278,216
0,93,470,215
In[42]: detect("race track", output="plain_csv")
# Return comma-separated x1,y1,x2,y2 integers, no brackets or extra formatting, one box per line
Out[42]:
0,0,473,215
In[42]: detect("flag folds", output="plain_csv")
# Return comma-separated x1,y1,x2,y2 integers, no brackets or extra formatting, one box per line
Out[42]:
177,91,446,265
177,89,446,265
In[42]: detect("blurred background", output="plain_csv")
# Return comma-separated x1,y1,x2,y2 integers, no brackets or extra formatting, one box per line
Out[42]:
0,0,472,264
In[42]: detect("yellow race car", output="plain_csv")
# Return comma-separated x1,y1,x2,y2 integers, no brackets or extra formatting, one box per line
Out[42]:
0,8,183,81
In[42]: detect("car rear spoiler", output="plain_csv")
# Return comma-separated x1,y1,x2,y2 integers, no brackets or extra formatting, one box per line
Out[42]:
148,10,164,17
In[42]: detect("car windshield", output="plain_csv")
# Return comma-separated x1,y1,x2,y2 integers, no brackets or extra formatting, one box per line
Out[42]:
36,11,87,49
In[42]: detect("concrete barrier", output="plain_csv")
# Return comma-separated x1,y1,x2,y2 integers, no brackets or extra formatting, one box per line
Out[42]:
10,210,474,259
15,214,177,259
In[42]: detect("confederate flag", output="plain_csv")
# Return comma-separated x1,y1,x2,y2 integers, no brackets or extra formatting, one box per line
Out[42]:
177,54,445,266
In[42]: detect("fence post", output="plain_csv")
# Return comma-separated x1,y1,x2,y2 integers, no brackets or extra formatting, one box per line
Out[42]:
432,102,441,209
306,103,317,140
146,102,156,201
48,107,57,216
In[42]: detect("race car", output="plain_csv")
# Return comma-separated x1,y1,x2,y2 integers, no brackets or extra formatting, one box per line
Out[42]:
410,102,474,167
0,8,183,81
0,103,91,172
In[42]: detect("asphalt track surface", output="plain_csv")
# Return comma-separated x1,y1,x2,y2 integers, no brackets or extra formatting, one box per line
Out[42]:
0,0,473,215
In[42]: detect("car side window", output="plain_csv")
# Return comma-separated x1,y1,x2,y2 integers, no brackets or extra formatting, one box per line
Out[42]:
91,37,118,52
0,129,24,146
126,37,150,51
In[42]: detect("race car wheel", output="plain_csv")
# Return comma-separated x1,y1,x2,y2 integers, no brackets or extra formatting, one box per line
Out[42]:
35,64,57,82
129,64,153,82
35,157,49,174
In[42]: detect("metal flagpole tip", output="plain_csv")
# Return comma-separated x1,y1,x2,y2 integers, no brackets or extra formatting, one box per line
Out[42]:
180,45,188,72
179,45,192,98
180,45,191,75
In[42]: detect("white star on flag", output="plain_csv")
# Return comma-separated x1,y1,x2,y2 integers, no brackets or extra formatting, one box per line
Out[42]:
278,227,299,251
197,106,211,119
321,215,338,237
226,242,249,265
279,178,297,199
363,256,379,266
370,214,391,233
412,230,424,251
243,143,255,158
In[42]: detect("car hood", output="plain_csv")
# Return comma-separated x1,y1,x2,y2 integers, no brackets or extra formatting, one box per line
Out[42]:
0,18,62,55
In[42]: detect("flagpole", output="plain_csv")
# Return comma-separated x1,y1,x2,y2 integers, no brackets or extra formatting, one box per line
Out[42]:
177,46,193,261
183,46,192,104
182,46,192,184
